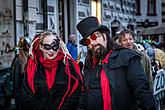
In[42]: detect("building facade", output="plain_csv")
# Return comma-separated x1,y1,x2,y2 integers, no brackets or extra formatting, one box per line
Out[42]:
0,0,15,70
0,0,136,69
135,0,162,38
162,0,165,24
102,0,136,37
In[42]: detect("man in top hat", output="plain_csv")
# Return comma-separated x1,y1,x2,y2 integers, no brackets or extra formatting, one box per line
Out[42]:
76,16,156,110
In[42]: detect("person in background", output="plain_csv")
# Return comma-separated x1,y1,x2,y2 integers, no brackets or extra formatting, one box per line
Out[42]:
20,31,83,110
76,16,156,110
10,36,32,110
117,29,153,90
67,34,78,60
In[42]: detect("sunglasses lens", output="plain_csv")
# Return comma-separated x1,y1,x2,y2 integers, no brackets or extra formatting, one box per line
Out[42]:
85,39,91,45
90,34,97,40
84,34,98,45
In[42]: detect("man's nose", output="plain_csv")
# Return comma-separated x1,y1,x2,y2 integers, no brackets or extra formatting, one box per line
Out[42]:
91,40,97,46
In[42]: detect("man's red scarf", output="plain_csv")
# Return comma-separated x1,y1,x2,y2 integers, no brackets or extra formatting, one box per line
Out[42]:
101,50,112,110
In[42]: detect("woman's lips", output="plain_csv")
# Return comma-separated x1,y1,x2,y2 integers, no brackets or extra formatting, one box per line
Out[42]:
48,54,54,57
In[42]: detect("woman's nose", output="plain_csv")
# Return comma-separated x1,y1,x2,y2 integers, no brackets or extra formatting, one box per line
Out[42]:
49,48,54,52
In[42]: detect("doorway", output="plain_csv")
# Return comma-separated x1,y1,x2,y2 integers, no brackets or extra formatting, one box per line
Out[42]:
58,0,72,43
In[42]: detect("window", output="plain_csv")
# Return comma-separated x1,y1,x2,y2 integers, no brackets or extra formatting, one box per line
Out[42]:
135,0,141,15
82,0,90,4
39,0,44,13
91,0,101,20
110,5,114,10
103,3,108,9
116,7,120,11
147,0,156,16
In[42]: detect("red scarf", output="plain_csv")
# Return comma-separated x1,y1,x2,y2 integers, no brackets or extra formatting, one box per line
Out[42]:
26,51,64,92
101,50,112,110
39,52,64,91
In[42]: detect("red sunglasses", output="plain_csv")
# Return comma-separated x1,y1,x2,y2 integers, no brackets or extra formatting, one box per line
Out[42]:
85,34,97,45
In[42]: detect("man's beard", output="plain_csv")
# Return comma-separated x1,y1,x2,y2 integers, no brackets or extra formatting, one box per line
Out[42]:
92,44,107,59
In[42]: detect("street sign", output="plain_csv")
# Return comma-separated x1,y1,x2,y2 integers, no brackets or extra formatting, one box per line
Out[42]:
153,69,165,95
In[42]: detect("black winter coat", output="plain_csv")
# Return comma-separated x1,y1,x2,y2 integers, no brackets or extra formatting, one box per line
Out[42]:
11,54,24,110
78,48,156,110
21,60,82,110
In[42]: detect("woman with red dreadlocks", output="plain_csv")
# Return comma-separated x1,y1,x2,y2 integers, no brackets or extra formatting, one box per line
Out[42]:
20,31,83,110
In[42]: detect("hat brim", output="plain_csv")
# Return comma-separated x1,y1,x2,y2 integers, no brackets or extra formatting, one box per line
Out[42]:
79,25,109,46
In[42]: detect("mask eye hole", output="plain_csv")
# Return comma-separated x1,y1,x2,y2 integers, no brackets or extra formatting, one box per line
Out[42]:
43,44,51,50
41,43,59,51
51,38,60,51
51,44,59,51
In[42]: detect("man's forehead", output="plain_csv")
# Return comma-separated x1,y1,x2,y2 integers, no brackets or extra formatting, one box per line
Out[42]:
86,31,100,39
93,31,100,34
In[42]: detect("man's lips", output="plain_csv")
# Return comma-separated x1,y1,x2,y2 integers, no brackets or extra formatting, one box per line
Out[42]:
92,45,100,51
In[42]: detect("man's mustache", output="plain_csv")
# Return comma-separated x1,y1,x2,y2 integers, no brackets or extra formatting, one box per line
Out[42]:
91,44,102,50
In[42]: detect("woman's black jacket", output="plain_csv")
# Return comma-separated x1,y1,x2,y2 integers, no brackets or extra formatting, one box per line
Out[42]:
21,60,82,110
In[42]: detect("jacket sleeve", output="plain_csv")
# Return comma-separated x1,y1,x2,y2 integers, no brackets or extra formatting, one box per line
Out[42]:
126,55,156,110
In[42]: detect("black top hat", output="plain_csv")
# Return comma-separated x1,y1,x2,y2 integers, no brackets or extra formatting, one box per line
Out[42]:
76,16,109,46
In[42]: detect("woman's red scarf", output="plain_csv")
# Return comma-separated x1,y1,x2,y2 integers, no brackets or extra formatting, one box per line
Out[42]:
26,51,65,92
101,50,112,110
39,52,64,91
